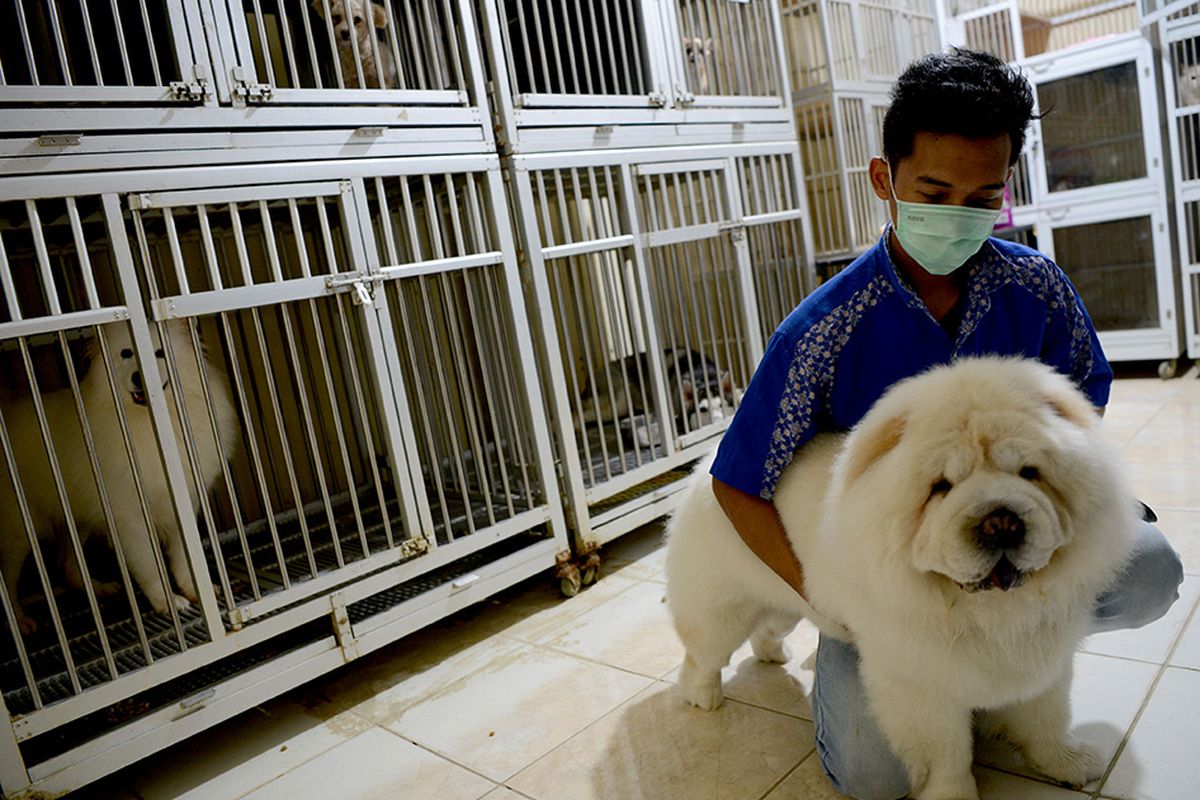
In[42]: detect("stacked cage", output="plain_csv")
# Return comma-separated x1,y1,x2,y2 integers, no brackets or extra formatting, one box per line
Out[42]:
780,0,943,263
1025,33,1183,370
476,1,816,558
1155,3,1200,359
944,3,1185,370
0,2,571,796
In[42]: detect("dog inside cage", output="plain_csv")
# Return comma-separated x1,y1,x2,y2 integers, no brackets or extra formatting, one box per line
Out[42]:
0,0,180,88
675,0,780,98
241,0,458,92
0,197,221,715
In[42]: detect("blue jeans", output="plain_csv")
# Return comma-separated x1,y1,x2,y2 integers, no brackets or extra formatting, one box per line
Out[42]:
811,520,1184,800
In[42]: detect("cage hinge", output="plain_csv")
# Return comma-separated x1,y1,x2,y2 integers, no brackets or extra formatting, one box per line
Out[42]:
674,84,695,106
649,90,669,108
169,65,212,102
231,67,275,104
326,272,384,306
330,593,360,662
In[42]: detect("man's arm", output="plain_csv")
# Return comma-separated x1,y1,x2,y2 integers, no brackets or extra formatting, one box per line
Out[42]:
711,475,806,598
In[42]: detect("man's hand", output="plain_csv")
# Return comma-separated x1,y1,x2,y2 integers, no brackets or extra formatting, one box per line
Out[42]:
711,476,807,599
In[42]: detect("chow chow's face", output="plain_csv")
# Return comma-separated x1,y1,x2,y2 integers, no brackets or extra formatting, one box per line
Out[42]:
835,358,1108,595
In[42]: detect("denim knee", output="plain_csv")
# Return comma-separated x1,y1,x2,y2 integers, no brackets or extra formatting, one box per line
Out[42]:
815,747,909,800
1094,521,1184,633
813,636,910,800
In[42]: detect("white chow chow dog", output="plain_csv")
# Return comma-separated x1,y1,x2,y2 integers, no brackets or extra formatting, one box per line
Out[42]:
666,357,1137,800
311,0,399,90
0,321,238,633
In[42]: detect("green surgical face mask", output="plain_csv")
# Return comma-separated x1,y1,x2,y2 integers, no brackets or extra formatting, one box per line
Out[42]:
886,166,1003,276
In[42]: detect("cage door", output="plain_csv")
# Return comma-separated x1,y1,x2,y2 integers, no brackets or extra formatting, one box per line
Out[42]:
205,0,476,106
124,181,426,626
0,0,210,106
634,159,760,450
668,0,787,108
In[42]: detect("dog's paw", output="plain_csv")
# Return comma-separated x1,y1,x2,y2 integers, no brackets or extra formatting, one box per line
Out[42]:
679,660,725,710
751,636,792,664
171,593,194,614
681,681,725,711
1027,740,1103,788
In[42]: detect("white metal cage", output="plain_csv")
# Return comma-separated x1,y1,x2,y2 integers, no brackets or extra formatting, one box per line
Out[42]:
1027,34,1183,365
944,0,1139,60
794,92,889,258
508,143,814,547
1160,15,1200,357
476,0,796,152
0,0,493,158
781,0,941,94
0,157,568,796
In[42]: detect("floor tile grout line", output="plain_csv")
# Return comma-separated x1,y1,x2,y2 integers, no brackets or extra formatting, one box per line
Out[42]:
1091,586,1200,797
374,725,519,794
754,751,814,800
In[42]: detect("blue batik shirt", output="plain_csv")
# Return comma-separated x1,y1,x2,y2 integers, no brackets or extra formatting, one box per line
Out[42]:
710,228,1112,500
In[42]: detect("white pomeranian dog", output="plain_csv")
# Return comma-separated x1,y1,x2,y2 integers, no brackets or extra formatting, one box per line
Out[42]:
311,0,399,90
0,320,238,634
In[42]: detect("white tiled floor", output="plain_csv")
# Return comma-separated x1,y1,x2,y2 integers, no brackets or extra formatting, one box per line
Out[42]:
75,368,1200,800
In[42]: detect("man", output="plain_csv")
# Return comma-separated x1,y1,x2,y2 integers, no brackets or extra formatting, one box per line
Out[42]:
709,49,1183,800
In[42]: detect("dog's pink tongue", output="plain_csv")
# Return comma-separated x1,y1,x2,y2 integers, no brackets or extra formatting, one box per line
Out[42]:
989,557,1020,591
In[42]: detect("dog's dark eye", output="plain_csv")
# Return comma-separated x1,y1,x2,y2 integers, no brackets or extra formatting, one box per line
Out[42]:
120,348,133,359
929,478,952,497
155,348,165,358
354,15,362,23
332,14,342,24
1019,466,1040,481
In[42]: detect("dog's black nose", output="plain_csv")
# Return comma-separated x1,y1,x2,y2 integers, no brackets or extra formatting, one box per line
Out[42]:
976,507,1025,551
340,30,350,40
131,371,143,390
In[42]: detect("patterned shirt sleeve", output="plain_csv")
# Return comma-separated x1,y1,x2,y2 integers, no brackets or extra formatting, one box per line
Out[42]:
1039,262,1112,408
709,328,824,500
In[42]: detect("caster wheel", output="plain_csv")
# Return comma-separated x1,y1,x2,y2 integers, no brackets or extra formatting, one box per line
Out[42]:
581,566,598,586
560,573,581,597
1159,359,1178,380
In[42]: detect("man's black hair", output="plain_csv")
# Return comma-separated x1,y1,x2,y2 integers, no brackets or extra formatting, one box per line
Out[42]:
882,48,1037,167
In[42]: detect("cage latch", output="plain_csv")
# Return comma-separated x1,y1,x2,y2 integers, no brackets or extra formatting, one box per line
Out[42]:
675,84,695,106
231,67,275,104
169,65,212,103
719,221,747,242
649,90,669,108
326,272,383,306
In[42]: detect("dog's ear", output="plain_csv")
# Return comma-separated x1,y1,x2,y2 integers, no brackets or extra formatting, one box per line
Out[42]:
703,37,714,56
372,2,388,28
842,413,906,485
719,370,733,401
310,0,325,17
1044,389,1098,430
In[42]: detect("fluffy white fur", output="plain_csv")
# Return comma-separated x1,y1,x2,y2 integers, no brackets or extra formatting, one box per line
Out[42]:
666,357,1137,800
0,321,237,633
311,0,399,90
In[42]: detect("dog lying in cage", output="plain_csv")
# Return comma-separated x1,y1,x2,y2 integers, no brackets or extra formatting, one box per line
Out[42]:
310,0,399,90
0,320,237,634
575,347,737,440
